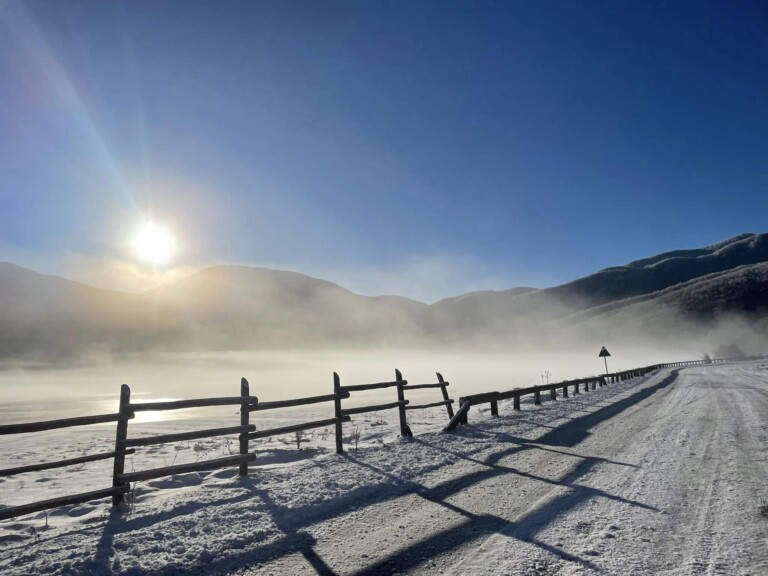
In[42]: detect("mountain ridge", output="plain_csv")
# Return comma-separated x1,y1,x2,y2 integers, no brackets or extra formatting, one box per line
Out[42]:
1,233,767,362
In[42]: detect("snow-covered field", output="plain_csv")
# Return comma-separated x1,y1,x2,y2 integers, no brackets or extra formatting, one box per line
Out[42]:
2,362,767,575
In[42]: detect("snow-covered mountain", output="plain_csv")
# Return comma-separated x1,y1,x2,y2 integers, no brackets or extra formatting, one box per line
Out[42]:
429,232,768,337
1,233,767,362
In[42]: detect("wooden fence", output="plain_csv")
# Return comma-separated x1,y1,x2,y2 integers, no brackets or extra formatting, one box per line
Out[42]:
0,358,729,521
0,368,451,520
442,358,729,432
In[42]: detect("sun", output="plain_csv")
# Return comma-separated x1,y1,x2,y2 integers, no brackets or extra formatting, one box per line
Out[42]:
131,221,177,266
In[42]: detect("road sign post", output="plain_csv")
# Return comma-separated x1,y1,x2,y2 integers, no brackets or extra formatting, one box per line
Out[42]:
599,346,611,374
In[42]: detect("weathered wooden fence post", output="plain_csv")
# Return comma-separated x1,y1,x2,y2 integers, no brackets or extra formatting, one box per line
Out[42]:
562,383,568,398
534,386,541,405
333,372,344,454
513,392,521,410
550,387,557,401
490,399,499,416
437,372,454,419
239,378,250,476
112,384,131,506
396,369,410,437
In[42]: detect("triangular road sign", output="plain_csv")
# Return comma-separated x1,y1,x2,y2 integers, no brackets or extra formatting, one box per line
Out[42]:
598,346,611,357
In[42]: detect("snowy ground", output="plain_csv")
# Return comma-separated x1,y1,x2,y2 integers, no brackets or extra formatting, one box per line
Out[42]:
1,362,767,575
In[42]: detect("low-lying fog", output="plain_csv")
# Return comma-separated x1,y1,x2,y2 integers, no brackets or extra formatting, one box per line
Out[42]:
0,344,710,425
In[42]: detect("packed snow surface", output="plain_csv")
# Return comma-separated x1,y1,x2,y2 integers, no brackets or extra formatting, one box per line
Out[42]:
2,362,767,575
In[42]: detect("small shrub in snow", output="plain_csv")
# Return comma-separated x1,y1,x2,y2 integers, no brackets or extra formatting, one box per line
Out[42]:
295,430,306,449
349,425,361,451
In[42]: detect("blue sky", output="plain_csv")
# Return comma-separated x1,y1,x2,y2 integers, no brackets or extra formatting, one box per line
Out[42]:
1,1,767,301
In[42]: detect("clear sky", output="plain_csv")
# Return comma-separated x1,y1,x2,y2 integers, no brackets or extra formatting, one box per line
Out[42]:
1,1,767,302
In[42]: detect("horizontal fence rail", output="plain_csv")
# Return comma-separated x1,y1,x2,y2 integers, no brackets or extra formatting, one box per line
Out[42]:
0,356,741,521
0,450,135,478
406,399,454,411
117,454,257,484
247,391,350,412
247,416,351,440
339,380,402,393
120,425,256,448
0,486,131,522
341,400,409,417
0,413,128,435
128,396,259,412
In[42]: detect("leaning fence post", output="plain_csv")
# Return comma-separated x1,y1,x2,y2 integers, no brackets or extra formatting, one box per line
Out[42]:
437,372,454,419
239,378,250,476
333,372,344,454
112,384,131,506
395,369,410,437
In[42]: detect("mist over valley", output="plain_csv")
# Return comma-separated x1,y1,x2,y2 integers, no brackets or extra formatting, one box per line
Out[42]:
2,233,767,414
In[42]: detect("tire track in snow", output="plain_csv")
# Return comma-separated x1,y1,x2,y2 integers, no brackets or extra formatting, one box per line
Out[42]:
711,370,768,574
678,382,726,576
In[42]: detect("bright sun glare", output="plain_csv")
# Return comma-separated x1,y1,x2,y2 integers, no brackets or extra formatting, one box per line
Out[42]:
131,222,177,266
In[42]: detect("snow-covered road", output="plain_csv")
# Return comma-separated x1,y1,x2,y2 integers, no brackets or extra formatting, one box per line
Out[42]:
2,363,767,575
248,364,768,576
433,365,768,576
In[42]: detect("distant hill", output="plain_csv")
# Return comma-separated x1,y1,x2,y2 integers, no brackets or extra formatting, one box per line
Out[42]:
1,233,767,363
429,233,768,338
0,263,431,361
144,265,430,349
0,262,182,362
550,232,768,307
